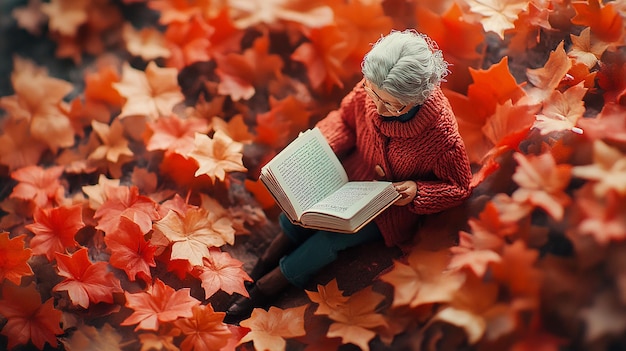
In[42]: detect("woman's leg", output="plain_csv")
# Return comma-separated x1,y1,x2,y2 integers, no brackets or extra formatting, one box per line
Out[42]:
279,220,383,288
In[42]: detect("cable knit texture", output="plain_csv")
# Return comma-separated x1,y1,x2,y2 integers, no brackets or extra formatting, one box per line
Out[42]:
315,80,472,247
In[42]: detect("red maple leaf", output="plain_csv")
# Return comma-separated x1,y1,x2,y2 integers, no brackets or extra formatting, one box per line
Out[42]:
173,304,233,351
53,247,123,308
192,249,252,299
0,282,63,350
255,95,312,149
163,16,212,70
94,185,160,235
121,278,200,331
0,232,33,285
10,165,65,209
0,116,47,171
571,0,624,43
25,204,85,261
104,216,157,283
145,114,210,156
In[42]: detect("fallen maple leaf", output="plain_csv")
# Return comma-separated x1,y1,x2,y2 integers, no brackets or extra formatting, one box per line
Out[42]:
465,0,529,39
572,140,626,197
580,289,626,341
89,119,134,165
173,304,232,351
239,305,307,351
163,16,212,70
325,286,388,351
0,117,47,171
146,114,210,156
568,27,609,68
94,185,160,236
380,249,465,308
81,174,121,210
212,115,254,144
123,23,172,61
227,0,333,29
576,103,626,143
53,247,123,308
61,323,123,351
511,152,572,221
491,240,541,297
193,249,252,299
0,56,75,151
104,216,156,283
571,0,624,43
214,34,283,101
0,232,33,285
11,0,47,36
25,204,84,261
574,185,626,245
523,41,573,105
147,0,214,25
533,82,587,135
10,164,65,209
113,61,185,121
0,282,63,350
41,0,88,37
137,332,179,351
188,131,247,182
121,278,200,331
152,207,235,266
306,279,350,316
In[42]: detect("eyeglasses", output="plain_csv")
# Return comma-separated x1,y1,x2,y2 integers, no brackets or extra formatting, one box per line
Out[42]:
362,82,407,114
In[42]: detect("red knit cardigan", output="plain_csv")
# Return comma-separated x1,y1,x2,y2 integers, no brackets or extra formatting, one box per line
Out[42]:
315,80,472,247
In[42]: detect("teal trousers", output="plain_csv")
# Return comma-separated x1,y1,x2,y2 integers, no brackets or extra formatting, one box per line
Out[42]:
278,213,383,287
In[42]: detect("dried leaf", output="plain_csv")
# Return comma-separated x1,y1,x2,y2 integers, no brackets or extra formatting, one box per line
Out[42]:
174,304,232,351
188,131,247,182
0,232,33,285
193,249,252,299
239,305,307,351
104,217,156,283
25,205,84,261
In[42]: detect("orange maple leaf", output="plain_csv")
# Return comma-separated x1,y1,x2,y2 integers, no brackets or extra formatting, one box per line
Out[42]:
41,0,88,37
192,249,252,299
291,24,353,91
571,0,624,43
113,61,185,120
145,114,210,156
211,115,254,144
147,0,215,25
511,152,572,221
53,247,123,308
10,165,65,209
188,131,247,182
214,34,283,101
306,278,350,316
239,305,307,351
0,282,63,350
255,95,313,149
137,333,178,351
490,240,541,297
380,248,465,308
173,304,232,351
568,27,610,68
0,232,33,285
152,207,235,266
0,117,47,171
94,185,160,235
482,99,539,153
11,0,47,36
163,16,212,70
0,56,75,151
507,2,552,53
574,185,626,245
25,204,84,261
533,82,587,135
596,57,626,105
523,41,573,105
104,217,156,283
121,278,200,331
81,174,121,210
83,61,125,109
89,119,134,166
571,140,626,197
465,0,529,39
324,286,388,351
227,0,333,29
123,23,171,62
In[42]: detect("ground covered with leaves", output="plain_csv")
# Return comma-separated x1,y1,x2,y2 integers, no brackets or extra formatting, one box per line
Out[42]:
0,0,626,350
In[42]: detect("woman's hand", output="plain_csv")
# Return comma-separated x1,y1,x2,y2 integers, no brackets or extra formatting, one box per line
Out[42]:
392,181,417,206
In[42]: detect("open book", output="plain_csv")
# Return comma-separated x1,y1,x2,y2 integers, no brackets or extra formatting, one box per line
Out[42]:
259,128,400,233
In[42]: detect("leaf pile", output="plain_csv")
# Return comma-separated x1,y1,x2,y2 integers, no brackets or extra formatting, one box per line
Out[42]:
1,0,626,350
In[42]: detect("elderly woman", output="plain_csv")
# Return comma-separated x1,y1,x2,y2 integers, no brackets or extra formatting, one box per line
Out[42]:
226,29,473,321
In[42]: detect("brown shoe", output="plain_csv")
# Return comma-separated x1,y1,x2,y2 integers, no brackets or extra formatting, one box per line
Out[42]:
249,231,296,281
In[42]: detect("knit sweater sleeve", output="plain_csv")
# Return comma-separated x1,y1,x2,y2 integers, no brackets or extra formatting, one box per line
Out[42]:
314,87,359,156
410,136,472,215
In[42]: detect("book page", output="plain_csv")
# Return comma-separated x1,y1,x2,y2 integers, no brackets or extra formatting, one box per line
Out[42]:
264,128,348,217
303,181,393,220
